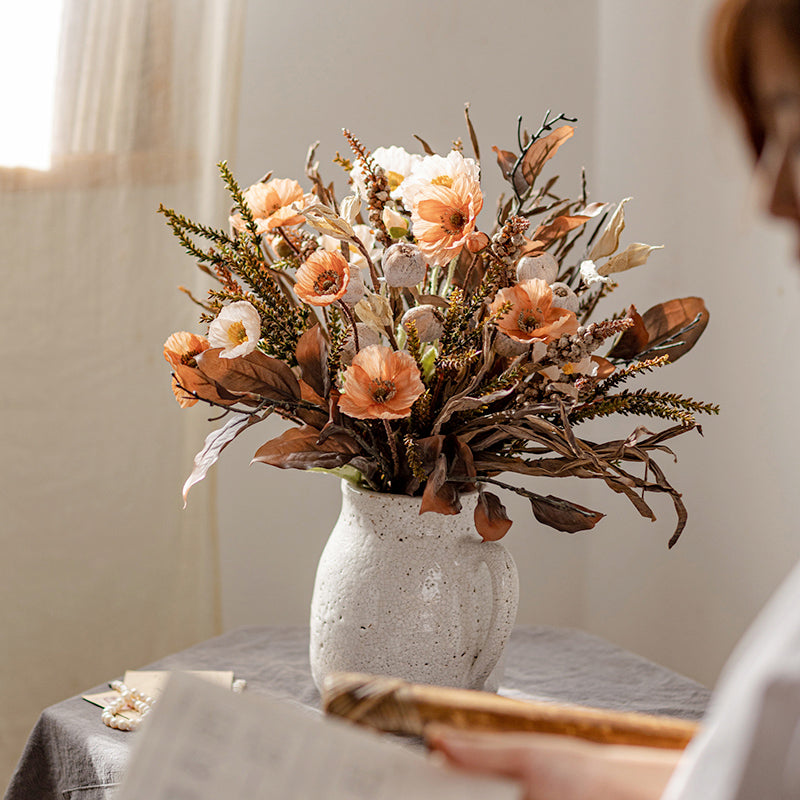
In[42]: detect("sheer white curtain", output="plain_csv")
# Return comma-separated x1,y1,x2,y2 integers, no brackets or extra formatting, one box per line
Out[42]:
0,0,244,786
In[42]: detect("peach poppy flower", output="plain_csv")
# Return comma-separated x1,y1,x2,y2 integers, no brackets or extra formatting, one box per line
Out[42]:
294,250,351,306
163,332,211,407
230,178,306,234
490,279,579,343
409,173,483,266
338,345,424,420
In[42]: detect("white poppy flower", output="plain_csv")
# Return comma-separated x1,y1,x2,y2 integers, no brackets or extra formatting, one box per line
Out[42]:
208,300,262,359
350,146,422,203
400,150,481,207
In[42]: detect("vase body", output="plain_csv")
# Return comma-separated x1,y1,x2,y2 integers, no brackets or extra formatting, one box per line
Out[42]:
310,480,519,692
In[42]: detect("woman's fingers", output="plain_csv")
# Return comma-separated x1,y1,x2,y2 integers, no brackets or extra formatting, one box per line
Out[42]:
428,728,534,779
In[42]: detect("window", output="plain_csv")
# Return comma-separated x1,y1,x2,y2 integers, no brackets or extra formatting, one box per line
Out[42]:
0,2,65,170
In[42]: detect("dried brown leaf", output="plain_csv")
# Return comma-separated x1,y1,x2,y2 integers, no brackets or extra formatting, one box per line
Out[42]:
532,214,592,248
296,324,329,399
413,134,435,156
172,362,240,407
520,126,574,186
529,494,605,533
252,425,359,470
606,305,649,360
474,490,513,541
607,298,709,363
197,348,301,401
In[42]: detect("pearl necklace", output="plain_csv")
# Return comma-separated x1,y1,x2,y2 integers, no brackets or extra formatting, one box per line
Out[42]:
101,677,247,731
101,681,154,731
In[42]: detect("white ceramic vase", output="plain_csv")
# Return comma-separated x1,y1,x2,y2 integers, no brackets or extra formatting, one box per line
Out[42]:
309,480,519,693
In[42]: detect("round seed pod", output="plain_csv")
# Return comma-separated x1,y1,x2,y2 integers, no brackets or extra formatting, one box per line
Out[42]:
340,324,381,365
549,281,580,314
382,242,427,287
340,266,366,306
401,305,444,342
516,253,559,284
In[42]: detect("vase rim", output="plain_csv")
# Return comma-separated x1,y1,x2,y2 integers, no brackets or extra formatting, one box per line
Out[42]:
339,478,477,503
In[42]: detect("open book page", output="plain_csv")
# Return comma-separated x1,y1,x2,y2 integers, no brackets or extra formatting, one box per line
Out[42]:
118,672,522,800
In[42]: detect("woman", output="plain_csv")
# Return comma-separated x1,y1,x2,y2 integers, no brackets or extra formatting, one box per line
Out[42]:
429,1,800,797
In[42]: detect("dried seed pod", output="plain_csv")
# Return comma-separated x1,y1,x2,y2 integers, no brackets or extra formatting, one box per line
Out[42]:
401,305,444,342
550,281,579,314
340,324,381,365
340,266,367,306
382,242,427,287
516,253,559,284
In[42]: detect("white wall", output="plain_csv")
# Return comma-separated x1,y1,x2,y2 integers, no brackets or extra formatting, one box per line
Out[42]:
219,0,800,688
584,0,800,686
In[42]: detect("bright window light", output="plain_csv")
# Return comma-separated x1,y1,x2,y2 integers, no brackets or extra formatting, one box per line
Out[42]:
0,3,65,170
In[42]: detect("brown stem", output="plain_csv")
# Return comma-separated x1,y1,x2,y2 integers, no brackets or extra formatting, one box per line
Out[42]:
382,418,399,481
276,226,302,257
384,324,399,351
338,301,360,352
355,239,381,292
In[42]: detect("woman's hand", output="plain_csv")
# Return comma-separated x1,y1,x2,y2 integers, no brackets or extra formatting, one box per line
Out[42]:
427,728,682,800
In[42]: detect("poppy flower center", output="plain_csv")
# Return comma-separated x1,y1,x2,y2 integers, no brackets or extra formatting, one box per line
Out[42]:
370,378,397,403
385,170,405,191
313,269,342,295
440,208,466,235
517,309,542,333
228,320,249,344
431,175,453,188
180,351,201,367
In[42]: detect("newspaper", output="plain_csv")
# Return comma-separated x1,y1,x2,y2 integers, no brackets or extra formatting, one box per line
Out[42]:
118,672,522,800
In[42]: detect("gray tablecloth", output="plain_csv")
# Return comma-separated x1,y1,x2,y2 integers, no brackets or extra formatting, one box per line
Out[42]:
4,626,710,800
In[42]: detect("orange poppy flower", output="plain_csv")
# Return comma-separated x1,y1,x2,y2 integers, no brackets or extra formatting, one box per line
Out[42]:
163,332,210,407
230,178,306,234
410,173,483,266
338,345,424,420
490,279,579,343
294,250,351,306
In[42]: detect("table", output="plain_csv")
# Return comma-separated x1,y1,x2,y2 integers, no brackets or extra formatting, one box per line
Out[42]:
4,626,711,800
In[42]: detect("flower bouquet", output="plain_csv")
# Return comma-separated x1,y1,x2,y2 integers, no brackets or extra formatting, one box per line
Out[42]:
161,108,717,549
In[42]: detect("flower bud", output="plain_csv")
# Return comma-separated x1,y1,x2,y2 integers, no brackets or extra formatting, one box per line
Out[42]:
550,281,579,314
516,253,559,284
382,207,410,238
382,242,427,287
401,305,444,342
340,324,381,365
271,234,294,259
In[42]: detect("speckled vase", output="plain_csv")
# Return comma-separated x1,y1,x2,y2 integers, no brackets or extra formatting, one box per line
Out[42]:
309,480,519,693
